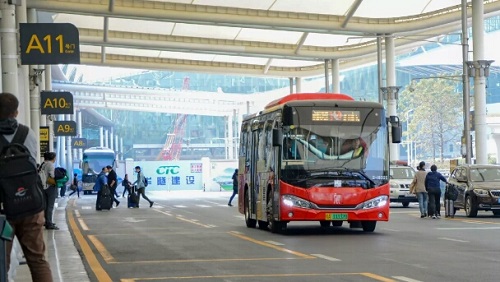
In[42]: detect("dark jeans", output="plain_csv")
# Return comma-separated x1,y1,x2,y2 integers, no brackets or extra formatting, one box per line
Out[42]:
69,187,80,197
110,187,120,206
59,185,66,197
122,185,131,197
228,186,238,204
428,188,441,216
137,187,152,204
6,211,53,282
44,186,57,226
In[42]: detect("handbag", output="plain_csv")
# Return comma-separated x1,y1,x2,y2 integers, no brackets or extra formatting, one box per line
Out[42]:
70,184,77,191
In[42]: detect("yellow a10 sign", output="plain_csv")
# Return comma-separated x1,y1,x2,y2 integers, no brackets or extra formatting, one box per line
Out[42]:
54,121,77,137
41,91,73,115
20,23,80,65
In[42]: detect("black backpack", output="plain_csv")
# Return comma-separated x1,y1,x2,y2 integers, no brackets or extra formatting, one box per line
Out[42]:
0,125,45,220
143,175,148,187
54,167,67,180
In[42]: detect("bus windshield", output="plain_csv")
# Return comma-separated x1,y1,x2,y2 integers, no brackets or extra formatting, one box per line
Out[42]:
83,153,115,175
280,106,388,188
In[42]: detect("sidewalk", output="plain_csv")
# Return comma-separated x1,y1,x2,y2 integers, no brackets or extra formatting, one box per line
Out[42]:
13,197,90,282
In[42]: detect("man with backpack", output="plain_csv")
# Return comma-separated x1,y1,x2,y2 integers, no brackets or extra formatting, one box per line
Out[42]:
40,151,59,230
133,166,154,208
0,93,53,281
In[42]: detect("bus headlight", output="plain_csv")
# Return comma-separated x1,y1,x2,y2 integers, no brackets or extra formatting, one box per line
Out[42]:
282,195,314,209
358,196,388,210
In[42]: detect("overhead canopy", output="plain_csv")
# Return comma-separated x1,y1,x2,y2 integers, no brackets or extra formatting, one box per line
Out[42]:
29,0,500,77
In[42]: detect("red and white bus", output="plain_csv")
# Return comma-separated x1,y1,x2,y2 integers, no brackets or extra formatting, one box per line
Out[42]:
237,93,401,233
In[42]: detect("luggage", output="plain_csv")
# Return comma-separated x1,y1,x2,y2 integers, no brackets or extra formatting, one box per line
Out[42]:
128,185,139,208
99,185,112,210
444,199,455,218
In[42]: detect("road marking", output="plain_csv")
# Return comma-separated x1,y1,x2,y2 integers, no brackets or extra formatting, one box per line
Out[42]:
122,217,146,223
228,231,315,259
173,205,187,208
204,200,221,205
438,237,469,243
196,204,211,208
153,204,164,209
111,256,304,264
436,226,500,230
74,210,81,218
154,209,214,228
361,273,396,282
120,272,393,281
311,254,341,261
154,210,173,216
265,240,284,246
78,218,89,231
382,228,401,232
88,235,115,263
67,209,112,282
81,206,92,210
392,276,423,282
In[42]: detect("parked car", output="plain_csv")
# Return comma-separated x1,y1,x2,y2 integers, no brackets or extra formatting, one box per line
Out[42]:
447,164,500,217
389,165,418,207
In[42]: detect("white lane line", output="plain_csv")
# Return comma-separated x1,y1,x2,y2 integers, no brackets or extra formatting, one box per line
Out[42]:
153,204,165,209
154,210,173,216
74,210,81,218
204,200,221,205
78,218,89,231
439,237,469,243
310,254,341,261
173,205,187,208
234,215,245,220
81,206,91,210
382,228,401,232
206,224,218,228
437,227,500,230
265,241,284,246
196,205,211,208
392,276,423,282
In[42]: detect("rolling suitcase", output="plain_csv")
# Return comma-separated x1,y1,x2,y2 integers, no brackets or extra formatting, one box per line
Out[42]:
99,185,113,210
127,185,139,208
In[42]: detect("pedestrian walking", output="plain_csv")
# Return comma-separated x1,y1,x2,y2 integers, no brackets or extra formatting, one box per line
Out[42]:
425,164,448,219
410,161,429,218
106,165,120,208
133,166,154,208
228,169,238,206
122,173,133,198
69,173,80,198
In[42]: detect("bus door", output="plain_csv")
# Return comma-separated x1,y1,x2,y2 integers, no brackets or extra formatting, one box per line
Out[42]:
249,127,260,218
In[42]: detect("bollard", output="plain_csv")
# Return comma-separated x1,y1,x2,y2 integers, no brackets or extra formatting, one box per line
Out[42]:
0,215,14,282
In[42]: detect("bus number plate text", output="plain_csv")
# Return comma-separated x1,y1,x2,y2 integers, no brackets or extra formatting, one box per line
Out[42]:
325,213,348,220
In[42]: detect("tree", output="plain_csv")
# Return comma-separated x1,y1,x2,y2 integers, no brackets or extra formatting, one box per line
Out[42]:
399,77,463,162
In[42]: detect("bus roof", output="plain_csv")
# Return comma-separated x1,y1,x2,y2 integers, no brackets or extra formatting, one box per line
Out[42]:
83,147,115,154
264,93,354,109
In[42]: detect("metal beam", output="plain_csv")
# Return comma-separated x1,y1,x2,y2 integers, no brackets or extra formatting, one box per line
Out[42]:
341,0,363,28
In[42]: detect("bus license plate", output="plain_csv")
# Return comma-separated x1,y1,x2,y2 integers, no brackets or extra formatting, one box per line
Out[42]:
325,213,348,220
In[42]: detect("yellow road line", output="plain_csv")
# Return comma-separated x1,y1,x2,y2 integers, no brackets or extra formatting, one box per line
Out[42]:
228,231,315,259
120,272,392,281
110,256,301,264
361,272,396,282
88,235,115,263
67,209,113,282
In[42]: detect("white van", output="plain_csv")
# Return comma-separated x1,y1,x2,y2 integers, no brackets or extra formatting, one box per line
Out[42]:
390,165,418,207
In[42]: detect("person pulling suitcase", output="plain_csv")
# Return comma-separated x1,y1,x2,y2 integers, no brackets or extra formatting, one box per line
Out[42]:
445,183,458,218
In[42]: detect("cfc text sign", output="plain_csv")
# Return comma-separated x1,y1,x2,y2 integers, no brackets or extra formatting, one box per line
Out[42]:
54,121,77,136
40,91,74,115
20,23,80,65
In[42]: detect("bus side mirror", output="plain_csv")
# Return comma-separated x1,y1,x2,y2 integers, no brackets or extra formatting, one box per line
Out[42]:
392,125,402,143
388,115,402,144
272,129,282,147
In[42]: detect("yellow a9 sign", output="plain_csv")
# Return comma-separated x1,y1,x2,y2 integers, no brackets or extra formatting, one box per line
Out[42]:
53,121,77,137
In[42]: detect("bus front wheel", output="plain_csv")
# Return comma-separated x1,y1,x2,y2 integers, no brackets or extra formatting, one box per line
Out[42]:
245,190,257,228
267,193,286,233
361,221,376,232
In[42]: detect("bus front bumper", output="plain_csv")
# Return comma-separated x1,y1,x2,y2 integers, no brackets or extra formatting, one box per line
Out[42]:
279,195,389,222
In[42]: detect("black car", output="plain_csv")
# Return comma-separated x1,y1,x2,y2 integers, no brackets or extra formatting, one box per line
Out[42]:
447,164,500,217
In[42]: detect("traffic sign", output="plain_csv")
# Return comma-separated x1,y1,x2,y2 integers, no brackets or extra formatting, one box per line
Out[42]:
54,121,77,136
72,138,87,149
19,23,80,65
40,91,74,115
39,126,50,154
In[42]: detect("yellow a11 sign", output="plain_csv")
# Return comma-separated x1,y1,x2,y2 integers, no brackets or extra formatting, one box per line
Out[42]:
54,121,77,136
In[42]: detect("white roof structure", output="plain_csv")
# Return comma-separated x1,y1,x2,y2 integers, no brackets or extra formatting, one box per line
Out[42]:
29,0,500,78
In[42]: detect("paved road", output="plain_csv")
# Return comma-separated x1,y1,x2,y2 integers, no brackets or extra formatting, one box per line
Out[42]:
65,191,500,282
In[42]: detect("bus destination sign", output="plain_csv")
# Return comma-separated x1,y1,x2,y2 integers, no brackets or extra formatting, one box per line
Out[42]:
312,110,360,122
